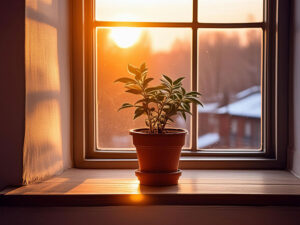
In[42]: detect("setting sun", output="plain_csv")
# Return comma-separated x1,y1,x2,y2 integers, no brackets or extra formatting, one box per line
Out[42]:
110,27,141,48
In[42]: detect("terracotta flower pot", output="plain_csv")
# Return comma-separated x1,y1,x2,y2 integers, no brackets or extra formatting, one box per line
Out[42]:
130,128,187,186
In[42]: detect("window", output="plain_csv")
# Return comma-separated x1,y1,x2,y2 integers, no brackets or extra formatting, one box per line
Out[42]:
73,0,289,169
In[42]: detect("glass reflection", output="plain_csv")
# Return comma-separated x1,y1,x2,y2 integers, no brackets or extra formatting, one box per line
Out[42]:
198,28,262,149
96,28,192,149
95,0,192,22
198,0,263,23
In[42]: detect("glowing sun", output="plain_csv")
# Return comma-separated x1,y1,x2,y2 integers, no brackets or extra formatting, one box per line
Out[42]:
110,27,142,48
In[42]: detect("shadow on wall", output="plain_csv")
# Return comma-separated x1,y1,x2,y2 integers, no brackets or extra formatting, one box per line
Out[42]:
23,0,71,184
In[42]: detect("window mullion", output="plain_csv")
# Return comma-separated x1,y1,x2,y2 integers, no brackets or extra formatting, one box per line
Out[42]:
92,21,265,29
191,0,198,151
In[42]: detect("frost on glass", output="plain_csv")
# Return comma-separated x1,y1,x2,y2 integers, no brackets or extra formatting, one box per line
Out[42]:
198,0,263,23
96,28,192,149
197,28,262,149
95,0,192,22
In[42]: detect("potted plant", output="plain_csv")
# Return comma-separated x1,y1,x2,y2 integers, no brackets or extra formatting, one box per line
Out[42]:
115,63,203,185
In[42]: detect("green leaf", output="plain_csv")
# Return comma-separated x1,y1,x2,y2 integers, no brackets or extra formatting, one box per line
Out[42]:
140,63,147,72
135,73,142,81
145,85,165,93
134,108,145,119
135,99,146,105
186,91,202,96
181,111,186,121
126,89,142,95
145,119,150,127
141,70,148,80
182,102,190,111
162,75,173,85
173,77,185,85
181,87,186,95
163,104,171,111
186,97,203,107
125,84,142,91
156,94,165,102
180,109,192,115
128,64,140,76
174,93,182,100
168,117,174,122
183,99,192,104
160,79,172,88
114,77,136,84
118,103,133,111
173,84,182,90
143,78,154,87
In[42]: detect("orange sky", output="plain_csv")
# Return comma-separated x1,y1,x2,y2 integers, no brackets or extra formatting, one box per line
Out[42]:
96,0,263,53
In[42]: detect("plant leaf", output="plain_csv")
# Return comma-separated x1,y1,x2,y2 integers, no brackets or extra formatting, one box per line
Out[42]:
127,64,140,76
118,103,133,111
181,109,192,115
143,78,154,87
114,77,136,84
186,91,202,96
162,74,173,85
186,97,203,107
145,85,165,93
145,119,150,127
135,99,146,105
134,108,145,119
182,102,190,110
125,84,142,91
181,111,186,121
168,117,174,122
181,87,186,95
126,89,142,95
141,70,148,80
160,79,172,88
173,77,185,85
140,63,147,72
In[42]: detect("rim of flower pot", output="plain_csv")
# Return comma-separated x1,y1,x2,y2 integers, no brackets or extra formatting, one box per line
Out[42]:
129,128,188,136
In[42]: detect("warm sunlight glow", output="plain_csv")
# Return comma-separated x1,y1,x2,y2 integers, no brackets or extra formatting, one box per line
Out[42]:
110,27,141,48
129,194,144,202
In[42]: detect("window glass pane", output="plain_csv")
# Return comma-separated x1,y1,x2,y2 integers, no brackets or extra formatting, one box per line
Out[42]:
197,28,262,149
96,27,192,149
198,0,263,23
95,0,192,22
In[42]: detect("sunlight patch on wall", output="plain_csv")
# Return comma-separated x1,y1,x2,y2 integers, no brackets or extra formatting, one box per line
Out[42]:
41,0,53,5
25,18,60,93
23,99,63,184
26,0,53,11
23,14,63,184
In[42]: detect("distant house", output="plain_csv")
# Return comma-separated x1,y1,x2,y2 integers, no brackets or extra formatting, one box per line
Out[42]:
198,86,261,149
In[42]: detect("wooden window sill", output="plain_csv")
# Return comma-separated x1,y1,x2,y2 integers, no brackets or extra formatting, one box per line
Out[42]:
1,169,300,206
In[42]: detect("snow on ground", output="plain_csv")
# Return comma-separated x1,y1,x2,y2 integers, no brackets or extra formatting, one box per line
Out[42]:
198,132,220,148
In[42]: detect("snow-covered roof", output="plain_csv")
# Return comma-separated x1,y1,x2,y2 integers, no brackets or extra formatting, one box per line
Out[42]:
236,86,260,99
198,102,219,113
217,93,261,118
198,132,220,148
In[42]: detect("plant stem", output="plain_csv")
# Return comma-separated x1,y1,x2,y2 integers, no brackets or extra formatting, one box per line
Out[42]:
139,81,154,133
154,88,173,132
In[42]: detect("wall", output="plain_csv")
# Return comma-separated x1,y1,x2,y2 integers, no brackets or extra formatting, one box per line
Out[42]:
22,0,72,184
0,1,25,190
290,0,300,177
1,206,300,225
